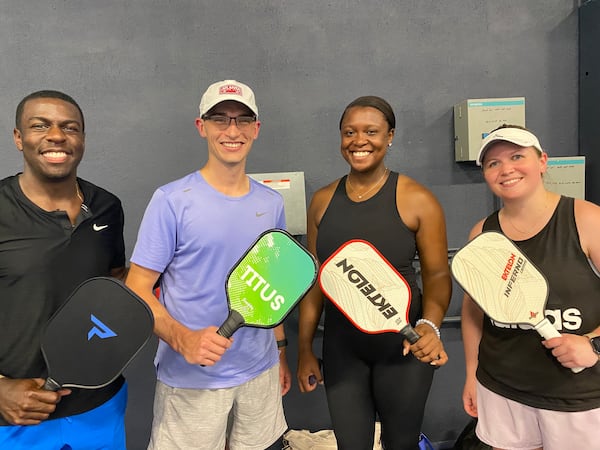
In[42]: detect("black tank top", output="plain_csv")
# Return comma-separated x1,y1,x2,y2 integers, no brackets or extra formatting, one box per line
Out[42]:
317,172,423,341
478,196,600,411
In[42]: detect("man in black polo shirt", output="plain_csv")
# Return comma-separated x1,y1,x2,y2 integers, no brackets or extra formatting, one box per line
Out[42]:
0,90,128,449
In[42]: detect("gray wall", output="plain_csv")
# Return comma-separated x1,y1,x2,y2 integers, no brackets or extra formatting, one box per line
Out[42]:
580,0,600,203
0,1,580,448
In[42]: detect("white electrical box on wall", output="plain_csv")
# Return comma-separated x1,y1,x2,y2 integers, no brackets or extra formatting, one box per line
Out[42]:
454,97,526,162
248,171,307,235
544,156,586,200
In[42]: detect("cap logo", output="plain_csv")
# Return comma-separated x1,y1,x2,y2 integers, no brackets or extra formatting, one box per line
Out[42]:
219,85,242,96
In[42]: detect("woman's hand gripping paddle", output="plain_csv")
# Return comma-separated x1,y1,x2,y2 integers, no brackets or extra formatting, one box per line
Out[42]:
318,239,420,343
450,231,584,373
41,277,154,391
217,229,318,338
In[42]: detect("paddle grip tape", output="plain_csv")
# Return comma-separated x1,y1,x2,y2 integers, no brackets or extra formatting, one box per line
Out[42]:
217,310,245,339
400,325,421,344
43,377,62,392
198,310,245,368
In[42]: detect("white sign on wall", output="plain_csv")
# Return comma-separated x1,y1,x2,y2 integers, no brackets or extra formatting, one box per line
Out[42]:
248,171,307,235
544,156,585,199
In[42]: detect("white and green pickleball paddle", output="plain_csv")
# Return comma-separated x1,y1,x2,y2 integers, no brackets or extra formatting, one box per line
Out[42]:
217,229,318,338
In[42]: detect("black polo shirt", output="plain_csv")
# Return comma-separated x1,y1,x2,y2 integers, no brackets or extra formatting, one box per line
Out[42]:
0,174,126,424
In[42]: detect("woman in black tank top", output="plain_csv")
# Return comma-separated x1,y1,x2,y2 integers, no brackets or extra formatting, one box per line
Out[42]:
297,96,452,450
461,124,600,449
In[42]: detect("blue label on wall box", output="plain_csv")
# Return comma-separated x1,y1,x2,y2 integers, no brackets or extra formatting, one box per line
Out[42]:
547,158,585,166
468,100,525,107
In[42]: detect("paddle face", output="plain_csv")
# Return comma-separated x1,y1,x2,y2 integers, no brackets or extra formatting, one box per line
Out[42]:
218,229,317,338
319,240,418,341
41,277,154,390
451,231,549,327
452,231,586,374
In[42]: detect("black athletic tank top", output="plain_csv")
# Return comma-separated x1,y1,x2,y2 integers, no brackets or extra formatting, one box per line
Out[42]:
478,196,600,411
317,172,423,340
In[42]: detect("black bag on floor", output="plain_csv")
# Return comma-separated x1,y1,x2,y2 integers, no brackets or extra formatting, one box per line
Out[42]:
452,419,491,450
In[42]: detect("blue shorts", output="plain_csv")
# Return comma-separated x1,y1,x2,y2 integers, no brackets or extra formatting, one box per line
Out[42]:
0,382,127,450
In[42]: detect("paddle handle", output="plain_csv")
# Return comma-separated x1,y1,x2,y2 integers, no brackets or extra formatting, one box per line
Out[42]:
400,324,421,344
43,377,61,391
217,310,245,338
534,318,585,374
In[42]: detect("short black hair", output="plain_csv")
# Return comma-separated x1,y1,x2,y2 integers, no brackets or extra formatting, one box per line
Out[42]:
339,96,396,131
16,90,85,132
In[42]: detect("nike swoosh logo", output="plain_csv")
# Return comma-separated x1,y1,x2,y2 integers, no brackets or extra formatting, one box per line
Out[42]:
93,224,109,231
255,212,268,217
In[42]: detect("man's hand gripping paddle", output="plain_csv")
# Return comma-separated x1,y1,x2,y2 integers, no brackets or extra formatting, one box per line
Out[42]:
450,231,584,373
319,239,420,342
217,229,318,338
41,277,154,391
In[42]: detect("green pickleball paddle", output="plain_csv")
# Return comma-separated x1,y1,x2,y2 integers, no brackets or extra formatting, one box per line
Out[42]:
217,229,318,338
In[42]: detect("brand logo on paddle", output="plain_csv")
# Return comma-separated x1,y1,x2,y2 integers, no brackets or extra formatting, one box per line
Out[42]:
502,254,526,298
335,258,398,319
240,265,285,310
87,314,117,340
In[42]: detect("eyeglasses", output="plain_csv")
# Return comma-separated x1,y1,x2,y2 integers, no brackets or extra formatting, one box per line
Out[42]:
203,114,256,130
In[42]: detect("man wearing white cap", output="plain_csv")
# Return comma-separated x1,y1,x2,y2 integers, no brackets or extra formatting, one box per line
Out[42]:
126,80,290,450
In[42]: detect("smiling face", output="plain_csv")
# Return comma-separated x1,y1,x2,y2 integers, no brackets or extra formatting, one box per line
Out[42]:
14,97,85,182
481,141,547,200
196,100,260,168
339,106,394,172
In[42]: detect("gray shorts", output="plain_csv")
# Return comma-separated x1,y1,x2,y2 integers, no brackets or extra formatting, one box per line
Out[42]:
477,382,600,450
148,364,287,450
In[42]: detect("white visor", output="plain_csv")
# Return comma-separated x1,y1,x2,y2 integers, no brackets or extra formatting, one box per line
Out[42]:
477,128,543,166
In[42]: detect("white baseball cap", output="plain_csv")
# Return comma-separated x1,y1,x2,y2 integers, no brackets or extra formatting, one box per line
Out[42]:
477,127,543,166
199,80,258,117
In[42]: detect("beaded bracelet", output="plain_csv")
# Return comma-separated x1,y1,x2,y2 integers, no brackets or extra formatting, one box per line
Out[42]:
416,319,441,339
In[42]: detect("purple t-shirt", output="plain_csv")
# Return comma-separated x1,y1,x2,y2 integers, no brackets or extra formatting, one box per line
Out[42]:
131,171,286,389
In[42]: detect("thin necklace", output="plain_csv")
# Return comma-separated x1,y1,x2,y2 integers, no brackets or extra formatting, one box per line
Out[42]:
346,168,388,199
76,182,83,203
502,195,549,235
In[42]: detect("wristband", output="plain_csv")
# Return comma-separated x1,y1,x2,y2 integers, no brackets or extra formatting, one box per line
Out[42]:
416,319,441,339
277,338,288,348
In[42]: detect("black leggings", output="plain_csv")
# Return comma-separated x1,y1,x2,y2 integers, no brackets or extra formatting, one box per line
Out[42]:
323,324,434,450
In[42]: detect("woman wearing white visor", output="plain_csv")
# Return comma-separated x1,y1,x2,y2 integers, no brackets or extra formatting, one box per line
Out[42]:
461,124,600,450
